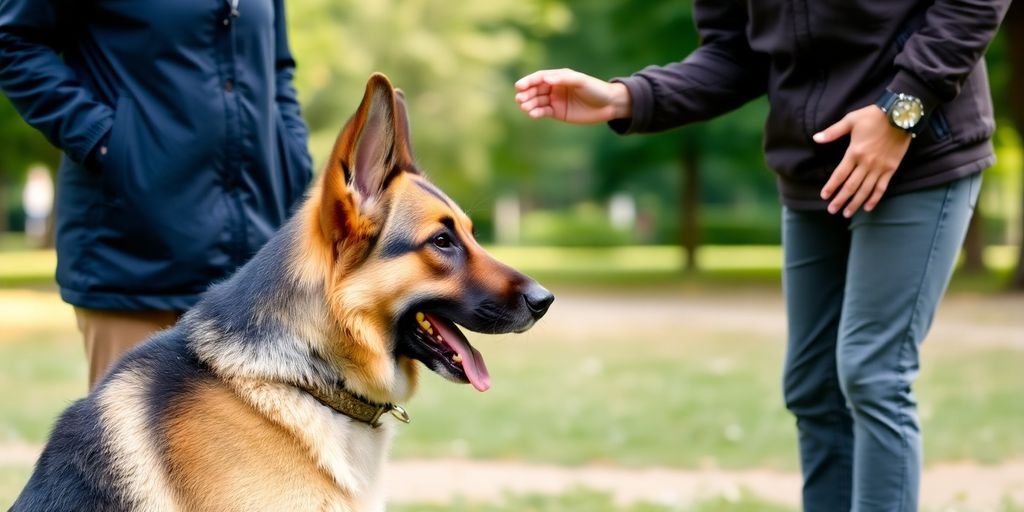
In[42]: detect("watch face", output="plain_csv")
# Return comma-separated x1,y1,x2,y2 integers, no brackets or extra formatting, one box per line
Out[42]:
890,94,924,130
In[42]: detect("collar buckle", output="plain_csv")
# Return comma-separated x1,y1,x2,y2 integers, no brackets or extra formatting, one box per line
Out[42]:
303,383,412,428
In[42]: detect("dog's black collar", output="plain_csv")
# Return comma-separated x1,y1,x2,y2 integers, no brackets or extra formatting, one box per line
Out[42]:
301,383,411,428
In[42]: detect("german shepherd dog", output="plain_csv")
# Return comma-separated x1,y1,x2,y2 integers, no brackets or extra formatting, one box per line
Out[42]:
12,74,553,511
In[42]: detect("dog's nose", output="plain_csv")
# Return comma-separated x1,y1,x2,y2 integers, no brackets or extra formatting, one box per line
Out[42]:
522,283,554,319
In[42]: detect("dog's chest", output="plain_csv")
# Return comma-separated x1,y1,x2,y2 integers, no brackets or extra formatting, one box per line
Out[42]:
321,413,396,505
238,382,397,509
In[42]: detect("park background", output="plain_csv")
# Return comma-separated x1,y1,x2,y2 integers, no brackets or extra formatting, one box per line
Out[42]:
1,1,1022,510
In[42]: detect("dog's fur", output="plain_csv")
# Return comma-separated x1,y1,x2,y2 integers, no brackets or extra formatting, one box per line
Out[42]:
12,74,552,512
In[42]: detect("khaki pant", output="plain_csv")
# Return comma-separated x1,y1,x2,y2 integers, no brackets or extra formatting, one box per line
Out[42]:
75,308,181,389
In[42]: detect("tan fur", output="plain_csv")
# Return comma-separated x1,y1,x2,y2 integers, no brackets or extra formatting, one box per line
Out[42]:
164,381,355,512
98,371,181,512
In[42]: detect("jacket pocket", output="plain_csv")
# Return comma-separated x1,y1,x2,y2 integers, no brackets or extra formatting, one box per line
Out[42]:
99,94,134,200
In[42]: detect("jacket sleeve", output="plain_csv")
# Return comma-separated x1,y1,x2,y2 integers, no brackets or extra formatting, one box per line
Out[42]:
273,0,312,176
609,0,768,135
889,0,1012,111
0,0,113,164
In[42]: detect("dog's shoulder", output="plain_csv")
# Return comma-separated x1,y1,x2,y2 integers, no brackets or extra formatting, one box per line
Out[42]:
12,327,212,511
10,396,120,511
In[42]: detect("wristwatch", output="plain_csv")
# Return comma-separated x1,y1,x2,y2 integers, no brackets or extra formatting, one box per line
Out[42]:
875,90,926,137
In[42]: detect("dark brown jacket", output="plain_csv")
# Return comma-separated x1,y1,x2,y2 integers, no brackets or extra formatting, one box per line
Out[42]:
611,0,1011,209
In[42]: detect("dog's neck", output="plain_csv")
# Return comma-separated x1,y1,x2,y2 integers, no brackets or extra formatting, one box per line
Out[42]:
185,216,416,405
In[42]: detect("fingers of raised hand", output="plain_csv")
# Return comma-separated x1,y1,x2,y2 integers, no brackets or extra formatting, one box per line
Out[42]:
516,91,548,110
515,68,579,91
514,82,550,104
514,70,556,91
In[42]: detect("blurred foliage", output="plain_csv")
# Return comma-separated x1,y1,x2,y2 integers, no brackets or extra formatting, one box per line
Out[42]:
0,1,1019,252
286,0,571,204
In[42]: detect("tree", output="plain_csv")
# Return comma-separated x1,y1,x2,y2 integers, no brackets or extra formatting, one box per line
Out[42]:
285,0,569,207
1004,3,1024,289
528,0,771,267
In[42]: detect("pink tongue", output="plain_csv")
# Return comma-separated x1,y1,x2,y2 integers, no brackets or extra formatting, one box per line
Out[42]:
424,313,491,392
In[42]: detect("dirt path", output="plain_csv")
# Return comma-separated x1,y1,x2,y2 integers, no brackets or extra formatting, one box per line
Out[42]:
3,443,1021,509
385,458,1024,509
524,288,1024,348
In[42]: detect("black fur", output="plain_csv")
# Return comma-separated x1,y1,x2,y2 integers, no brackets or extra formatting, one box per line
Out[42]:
10,329,205,512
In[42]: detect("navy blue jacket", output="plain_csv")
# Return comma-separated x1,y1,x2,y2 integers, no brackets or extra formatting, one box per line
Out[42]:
0,0,312,311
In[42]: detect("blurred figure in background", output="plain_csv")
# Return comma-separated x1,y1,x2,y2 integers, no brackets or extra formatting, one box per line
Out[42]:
0,0,312,389
514,1,1010,511
22,166,53,247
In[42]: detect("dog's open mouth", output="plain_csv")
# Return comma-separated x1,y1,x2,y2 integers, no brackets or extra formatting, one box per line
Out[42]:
410,311,491,392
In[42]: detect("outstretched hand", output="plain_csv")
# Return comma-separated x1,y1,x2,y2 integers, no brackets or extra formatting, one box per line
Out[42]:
514,68,632,124
814,105,912,217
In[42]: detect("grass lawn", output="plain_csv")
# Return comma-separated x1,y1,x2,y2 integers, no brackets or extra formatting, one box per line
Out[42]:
0,245,1021,508
390,336,1024,468
393,489,797,512
3,313,1022,469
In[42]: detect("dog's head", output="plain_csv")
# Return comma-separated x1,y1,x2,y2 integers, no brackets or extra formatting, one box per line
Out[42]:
298,73,552,401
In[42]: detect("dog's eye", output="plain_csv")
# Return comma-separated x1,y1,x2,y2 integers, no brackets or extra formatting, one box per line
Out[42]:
432,234,452,249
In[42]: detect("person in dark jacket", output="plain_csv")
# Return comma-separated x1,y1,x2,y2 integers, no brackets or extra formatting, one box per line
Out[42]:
514,1,1010,510
0,0,313,388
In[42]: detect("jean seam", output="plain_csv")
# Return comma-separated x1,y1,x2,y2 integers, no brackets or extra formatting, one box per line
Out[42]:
891,183,955,512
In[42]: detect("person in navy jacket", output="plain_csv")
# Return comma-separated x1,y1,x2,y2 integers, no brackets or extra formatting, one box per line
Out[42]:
0,0,313,388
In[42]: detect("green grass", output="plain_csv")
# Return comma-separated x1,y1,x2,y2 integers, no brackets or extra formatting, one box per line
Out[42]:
1,294,1020,469
389,337,1024,469
0,466,32,501
1,287,1022,508
391,334,796,469
0,250,55,288
393,489,797,512
0,331,86,445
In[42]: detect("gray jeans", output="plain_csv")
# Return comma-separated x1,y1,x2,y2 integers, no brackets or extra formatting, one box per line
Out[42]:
781,173,981,512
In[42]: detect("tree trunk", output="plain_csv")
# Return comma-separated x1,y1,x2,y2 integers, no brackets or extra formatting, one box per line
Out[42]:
1007,3,1024,289
0,177,8,235
679,139,700,272
961,198,987,274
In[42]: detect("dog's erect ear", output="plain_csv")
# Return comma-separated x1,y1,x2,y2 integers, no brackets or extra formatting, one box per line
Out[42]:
321,73,417,243
393,88,415,163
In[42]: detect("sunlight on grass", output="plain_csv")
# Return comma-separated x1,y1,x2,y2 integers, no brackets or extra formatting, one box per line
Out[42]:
393,488,796,512
0,331,86,445
0,288,75,334
0,465,33,508
0,250,55,287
